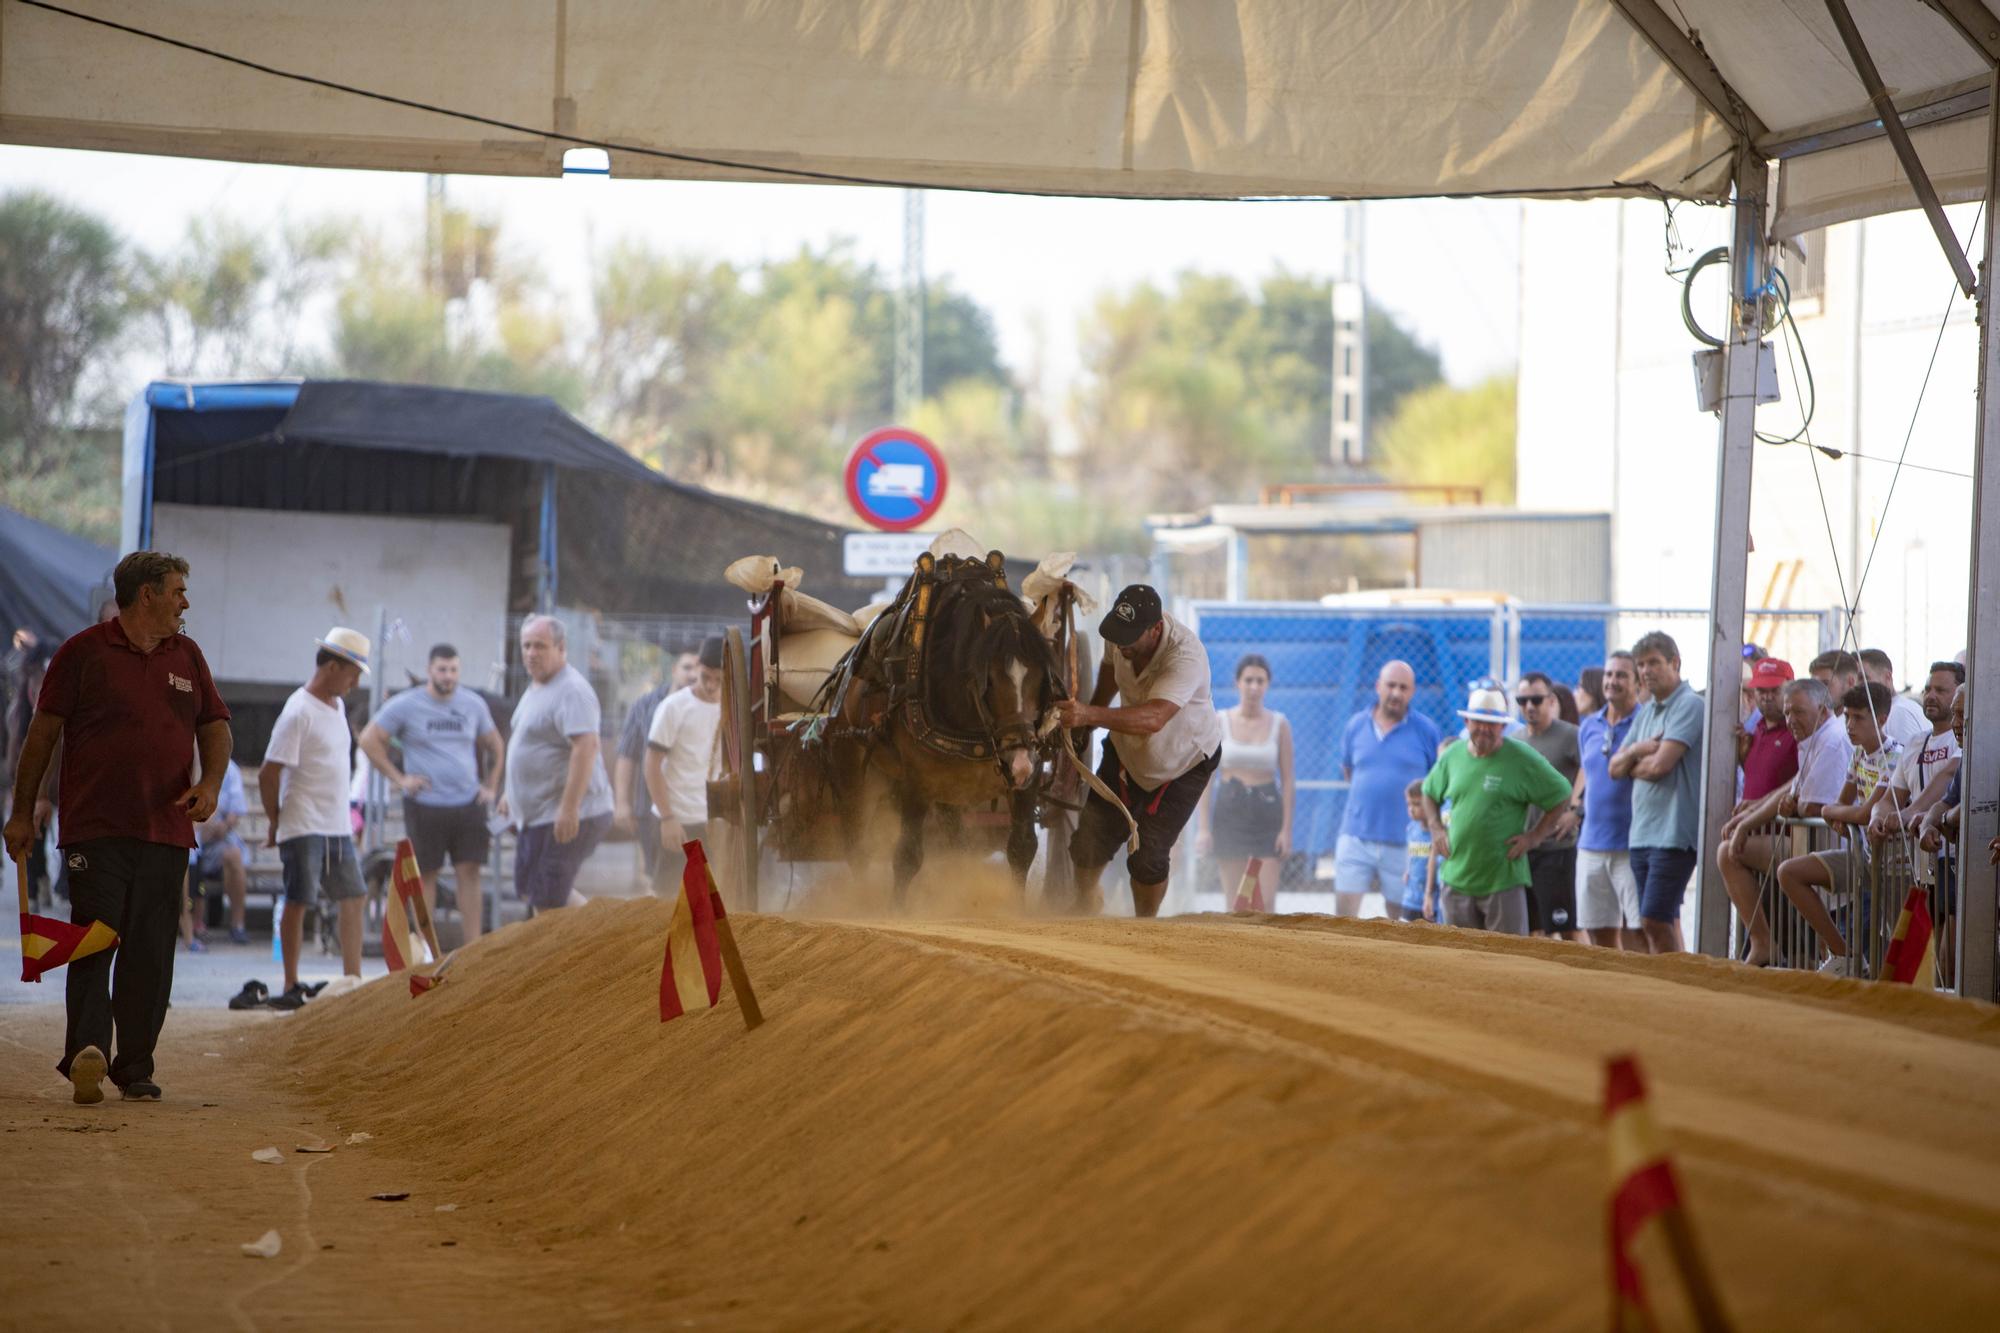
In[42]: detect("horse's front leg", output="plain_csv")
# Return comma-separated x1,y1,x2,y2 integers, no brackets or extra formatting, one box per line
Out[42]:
891,787,927,909
1006,788,1039,897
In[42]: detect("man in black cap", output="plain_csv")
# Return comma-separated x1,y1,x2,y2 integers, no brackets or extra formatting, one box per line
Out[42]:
1055,585,1222,916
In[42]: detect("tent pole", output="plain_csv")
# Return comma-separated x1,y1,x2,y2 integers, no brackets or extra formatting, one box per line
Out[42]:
537,463,557,616
1957,71,2000,1003
1695,149,1767,960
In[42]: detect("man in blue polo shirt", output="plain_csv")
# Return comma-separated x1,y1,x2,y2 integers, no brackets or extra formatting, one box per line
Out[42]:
1570,650,1641,950
1609,631,1706,953
1336,660,1441,918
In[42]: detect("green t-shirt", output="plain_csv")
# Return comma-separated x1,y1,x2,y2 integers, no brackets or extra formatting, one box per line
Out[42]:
1420,737,1576,896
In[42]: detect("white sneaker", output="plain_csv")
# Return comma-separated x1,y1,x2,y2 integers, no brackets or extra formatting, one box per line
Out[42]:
68,1045,107,1105
1818,952,1869,979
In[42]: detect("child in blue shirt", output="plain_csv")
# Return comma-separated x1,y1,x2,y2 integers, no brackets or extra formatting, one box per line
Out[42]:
1402,779,1436,922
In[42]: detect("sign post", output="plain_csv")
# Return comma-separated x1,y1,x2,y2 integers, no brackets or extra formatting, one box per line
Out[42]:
844,426,947,532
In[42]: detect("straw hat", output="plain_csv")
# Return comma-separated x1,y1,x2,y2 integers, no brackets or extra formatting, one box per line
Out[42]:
1457,686,1511,724
316,626,371,674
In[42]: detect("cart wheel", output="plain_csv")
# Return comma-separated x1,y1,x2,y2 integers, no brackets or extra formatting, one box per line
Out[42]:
708,626,761,912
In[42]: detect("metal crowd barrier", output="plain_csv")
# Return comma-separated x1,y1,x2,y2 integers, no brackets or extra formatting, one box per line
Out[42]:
1733,818,1950,989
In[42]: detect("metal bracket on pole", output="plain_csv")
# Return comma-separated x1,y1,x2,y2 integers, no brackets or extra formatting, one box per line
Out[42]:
1957,67,2000,1003
1695,148,1768,960
1825,0,1979,297
1922,0,2000,66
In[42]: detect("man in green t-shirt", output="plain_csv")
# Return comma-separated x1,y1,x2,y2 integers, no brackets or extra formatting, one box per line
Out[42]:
1420,686,1576,934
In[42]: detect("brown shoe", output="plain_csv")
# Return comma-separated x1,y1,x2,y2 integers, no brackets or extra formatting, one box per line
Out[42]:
69,1046,107,1106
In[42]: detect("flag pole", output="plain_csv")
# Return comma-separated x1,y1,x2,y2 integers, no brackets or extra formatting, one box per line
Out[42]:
705,863,764,1031
15,855,27,916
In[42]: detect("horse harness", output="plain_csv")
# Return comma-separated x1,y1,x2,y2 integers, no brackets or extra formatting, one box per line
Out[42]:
817,549,1062,777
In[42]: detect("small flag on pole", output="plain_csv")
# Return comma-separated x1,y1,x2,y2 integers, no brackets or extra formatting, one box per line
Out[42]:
17,859,117,983
660,847,724,1021
1881,887,1937,989
381,838,446,974
660,840,764,1029
1231,857,1263,913
1605,1054,1732,1332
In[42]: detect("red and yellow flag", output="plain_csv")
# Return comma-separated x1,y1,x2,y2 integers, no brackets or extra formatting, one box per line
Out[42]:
21,914,118,983
660,841,725,1022
1882,887,1938,989
381,838,426,973
17,860,117,983
1605,1054,1732,1333
1231,857,1263,913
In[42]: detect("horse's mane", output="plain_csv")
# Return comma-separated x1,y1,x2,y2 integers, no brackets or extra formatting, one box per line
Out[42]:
928,580,1061,731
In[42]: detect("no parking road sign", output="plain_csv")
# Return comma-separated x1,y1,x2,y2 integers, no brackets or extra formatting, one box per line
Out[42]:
845,426,948,532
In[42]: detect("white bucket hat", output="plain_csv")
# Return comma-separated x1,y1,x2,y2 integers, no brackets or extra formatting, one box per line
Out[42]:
316,626,371,674
1457,686,1511,724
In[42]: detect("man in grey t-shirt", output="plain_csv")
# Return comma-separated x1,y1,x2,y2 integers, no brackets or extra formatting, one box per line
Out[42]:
358,644,504,939
1515,672,1580,939
1609,631,1706,954
502,616,614,913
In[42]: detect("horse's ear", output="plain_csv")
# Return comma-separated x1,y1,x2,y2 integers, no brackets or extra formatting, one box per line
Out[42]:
986,550,1005,572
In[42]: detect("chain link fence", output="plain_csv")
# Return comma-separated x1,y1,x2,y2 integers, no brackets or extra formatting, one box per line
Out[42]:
1175,600,1836,911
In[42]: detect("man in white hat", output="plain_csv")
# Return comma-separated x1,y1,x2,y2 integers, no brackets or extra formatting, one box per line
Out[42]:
1418,684,1574,935
259,627,369,1007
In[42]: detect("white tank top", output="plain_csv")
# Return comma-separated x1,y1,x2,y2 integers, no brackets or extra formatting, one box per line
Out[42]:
1221,710,1281,778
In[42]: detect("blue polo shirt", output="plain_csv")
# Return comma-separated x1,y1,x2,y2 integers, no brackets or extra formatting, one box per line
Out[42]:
1576,707,1635,852
1339,708,1442,844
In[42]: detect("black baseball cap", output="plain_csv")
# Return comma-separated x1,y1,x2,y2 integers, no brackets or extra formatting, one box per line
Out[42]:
1099,584,1163,646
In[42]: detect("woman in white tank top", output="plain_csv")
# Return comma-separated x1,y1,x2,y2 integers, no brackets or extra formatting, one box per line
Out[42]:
1195,654,1294,912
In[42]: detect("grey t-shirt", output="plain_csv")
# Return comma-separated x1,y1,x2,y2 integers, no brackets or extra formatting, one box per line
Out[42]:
1623,681,1705,850
505,665,614,829
1521,718,1581,850
372,685,495,808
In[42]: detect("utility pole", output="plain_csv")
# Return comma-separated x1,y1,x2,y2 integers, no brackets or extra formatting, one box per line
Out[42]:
1331,201,1367,465
894,189,926,420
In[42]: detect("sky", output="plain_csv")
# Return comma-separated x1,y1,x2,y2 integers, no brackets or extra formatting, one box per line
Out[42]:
1,145,1523,401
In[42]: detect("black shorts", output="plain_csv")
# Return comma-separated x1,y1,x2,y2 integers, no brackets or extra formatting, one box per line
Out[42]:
1070,744,1221,885
404,799,492,874
1211,777,1282,858
1525,844,1578,933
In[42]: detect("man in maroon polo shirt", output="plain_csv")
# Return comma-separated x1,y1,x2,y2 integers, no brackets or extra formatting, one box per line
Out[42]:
1738,657,1800,802
3,551,231,1106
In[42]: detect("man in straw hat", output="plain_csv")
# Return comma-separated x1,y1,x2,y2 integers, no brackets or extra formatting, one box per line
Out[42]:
1418,684,1574,935
4,551,231,1104
260,626,369,1008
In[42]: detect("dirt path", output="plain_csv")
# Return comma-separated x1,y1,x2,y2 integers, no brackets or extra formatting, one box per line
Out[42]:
0,1008,581,1330
5,904,1999,1329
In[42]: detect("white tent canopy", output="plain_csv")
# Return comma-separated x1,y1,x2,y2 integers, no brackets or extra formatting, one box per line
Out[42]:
0,0,1989,233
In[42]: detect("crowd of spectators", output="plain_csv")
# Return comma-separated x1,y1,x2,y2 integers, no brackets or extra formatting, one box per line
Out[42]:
1238,632,1983,972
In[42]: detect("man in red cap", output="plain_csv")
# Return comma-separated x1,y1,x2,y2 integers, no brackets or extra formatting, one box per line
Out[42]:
1738,657,1800,804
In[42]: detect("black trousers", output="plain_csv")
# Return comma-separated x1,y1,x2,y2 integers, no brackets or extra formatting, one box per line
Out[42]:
58,838,187,1087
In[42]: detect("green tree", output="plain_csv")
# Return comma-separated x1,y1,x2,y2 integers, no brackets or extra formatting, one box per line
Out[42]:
132,215,348,378
1365,305,1443,432
1372,376,1517,505
0,191,128,471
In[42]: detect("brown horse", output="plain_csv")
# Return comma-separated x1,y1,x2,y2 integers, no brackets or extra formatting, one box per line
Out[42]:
824,569,1062,906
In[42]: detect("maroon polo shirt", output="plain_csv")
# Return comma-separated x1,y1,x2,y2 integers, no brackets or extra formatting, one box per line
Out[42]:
36,618,230,849
1741,715,1799,802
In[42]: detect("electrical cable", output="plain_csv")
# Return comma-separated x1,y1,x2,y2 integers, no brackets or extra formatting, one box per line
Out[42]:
19,0,1692,207
1841,202,1982,652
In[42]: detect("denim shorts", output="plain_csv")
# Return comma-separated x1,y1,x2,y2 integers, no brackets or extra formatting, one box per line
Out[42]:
1334,834,1404,896
1629,845,1696,924
279,834,365,907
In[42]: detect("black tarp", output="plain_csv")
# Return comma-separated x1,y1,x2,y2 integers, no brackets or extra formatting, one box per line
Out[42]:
0,505,114,643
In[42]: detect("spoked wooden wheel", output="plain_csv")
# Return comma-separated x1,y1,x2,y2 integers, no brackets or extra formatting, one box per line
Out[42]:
706,626,761,912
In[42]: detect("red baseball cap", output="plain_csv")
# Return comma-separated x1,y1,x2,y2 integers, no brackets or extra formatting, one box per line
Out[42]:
1749,658,1794,687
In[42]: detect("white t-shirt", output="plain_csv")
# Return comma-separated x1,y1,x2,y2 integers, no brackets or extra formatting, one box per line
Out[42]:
263,688,354,842
1791,712,1853,807
1884,695,1929,750
1109,613,1224,789
1891,726,1961,798
647,688,721,826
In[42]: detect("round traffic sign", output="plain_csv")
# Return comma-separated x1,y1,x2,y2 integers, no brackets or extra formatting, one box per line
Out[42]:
844,427,948,532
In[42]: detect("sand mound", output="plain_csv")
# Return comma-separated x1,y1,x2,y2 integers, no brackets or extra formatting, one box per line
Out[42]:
277,904,2000,1329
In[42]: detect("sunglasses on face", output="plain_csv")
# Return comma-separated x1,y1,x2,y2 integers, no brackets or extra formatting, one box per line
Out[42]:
1515,695,1547,707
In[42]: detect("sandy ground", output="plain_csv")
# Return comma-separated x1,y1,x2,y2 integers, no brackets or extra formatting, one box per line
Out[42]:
5,897,2000,1330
